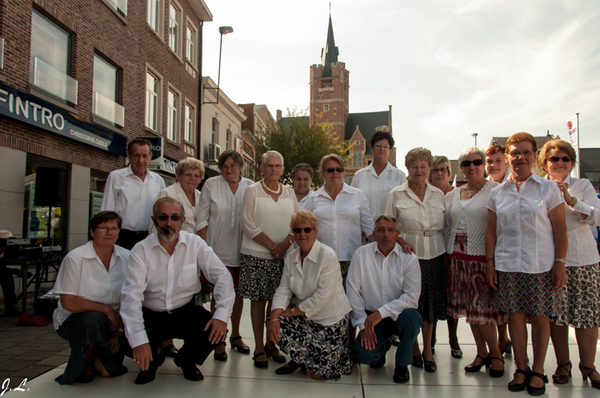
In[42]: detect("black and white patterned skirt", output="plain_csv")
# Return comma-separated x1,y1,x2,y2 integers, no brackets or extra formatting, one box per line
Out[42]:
553,263,600,328
238,254,284,301
278,314,352,381
418,255,447,323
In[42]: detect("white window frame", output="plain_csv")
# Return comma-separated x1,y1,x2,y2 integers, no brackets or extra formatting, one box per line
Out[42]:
184,101,195,144
147,0,164,36
226,129,232,150
185,18,197,67
212,118,219,145
145,65,162,133
168,0,182,57
93,54,124,126
167,86,180,143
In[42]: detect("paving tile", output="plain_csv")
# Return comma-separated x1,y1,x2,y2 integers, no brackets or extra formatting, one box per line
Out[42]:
16,350,56,361
16,339,53,348
36,342,69,351
36,355,68,367
0,346,34,356
0,342,13,350
11,364,54,379
58,349,71,356
1,334,36,343
0,360,37,372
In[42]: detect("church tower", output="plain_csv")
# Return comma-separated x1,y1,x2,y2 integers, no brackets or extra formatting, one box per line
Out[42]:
309,13,349,143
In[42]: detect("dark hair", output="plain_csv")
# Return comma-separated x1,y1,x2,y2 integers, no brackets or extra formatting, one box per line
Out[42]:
486,144,506,157
127,138,153,155
370,131,394,149
291,163,314,179
218,149,244,170
90,211,122,230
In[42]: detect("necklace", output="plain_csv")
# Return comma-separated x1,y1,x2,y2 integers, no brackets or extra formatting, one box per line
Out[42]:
262,179,281,195
465,180,485,198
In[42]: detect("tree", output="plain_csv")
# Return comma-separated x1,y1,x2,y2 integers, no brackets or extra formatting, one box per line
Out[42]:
252,108,352,187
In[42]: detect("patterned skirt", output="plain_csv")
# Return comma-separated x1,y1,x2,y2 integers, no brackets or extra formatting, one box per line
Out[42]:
201,266,241,294
238,254,284,301
418,255,447,323
278,314,352,381
447,233,508,325
553,263,600,328
497,271,560,317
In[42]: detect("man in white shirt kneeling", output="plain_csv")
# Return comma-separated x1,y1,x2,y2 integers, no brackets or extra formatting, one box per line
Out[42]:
121,197,235,384
347,214,422,383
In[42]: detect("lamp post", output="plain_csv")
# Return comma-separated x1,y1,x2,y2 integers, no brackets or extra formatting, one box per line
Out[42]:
216,26,234,104
471,133,478,147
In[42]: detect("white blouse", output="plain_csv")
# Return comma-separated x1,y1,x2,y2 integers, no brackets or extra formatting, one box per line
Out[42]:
240,182,300,259
304,183,374,262
53,241,129,330
351,162,406,220
272,240,351,326
384,182,446,260
486,173,564,273
195,176,253,267
298,190,314,210
150,182,200,234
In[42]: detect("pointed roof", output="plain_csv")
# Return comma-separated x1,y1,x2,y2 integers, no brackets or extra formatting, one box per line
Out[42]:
320,14,339,77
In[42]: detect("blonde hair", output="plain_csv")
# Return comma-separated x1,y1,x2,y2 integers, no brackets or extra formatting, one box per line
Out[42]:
290,210,319,233
538,139,576,171
319,154,344,175
405,147,433,169
175,157,205,179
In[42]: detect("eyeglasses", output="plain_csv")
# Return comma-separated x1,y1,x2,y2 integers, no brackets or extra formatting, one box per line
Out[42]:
373,144,390,150
156,215,182,222
508,150,534,158
96,226,120,233
460,159,484,167
431,167,449,174
292,227,315,234
326,167,344,173
548,156,572,163
221,164,239,171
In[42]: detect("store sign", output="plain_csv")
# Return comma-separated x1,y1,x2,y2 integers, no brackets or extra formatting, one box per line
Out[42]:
0,82,127,156
141,136,178,175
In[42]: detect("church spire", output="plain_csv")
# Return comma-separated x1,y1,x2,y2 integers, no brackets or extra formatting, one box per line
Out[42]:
320,5,338,78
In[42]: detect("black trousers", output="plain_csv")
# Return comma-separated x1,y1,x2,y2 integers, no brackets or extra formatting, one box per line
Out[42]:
116,229,148,250
142,298,220,366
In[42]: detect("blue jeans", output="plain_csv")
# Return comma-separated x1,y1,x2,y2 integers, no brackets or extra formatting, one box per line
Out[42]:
353,308,422,366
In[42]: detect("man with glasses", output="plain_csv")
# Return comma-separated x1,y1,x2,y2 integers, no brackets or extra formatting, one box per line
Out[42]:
120,196,234,384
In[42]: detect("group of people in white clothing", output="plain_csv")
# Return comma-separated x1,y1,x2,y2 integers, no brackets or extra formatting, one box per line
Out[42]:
50,132,600,394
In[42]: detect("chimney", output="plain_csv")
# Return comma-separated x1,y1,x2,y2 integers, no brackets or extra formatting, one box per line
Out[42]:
276,109,282,120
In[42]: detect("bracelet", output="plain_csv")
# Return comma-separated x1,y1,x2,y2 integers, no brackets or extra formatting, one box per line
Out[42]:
567,197,577,207
486,257,494,263
555,258,566,264
268,318,279,324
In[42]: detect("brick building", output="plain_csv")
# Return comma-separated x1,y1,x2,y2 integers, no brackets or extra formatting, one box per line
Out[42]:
239,103,274,180
0,0,212,251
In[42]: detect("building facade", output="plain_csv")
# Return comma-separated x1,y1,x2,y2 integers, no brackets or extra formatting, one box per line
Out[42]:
239,103,274,181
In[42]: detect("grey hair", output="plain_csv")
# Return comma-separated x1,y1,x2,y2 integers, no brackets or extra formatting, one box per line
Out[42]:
375,214,397,224
458,146,486,164
261,150,284,166
153,196,185,218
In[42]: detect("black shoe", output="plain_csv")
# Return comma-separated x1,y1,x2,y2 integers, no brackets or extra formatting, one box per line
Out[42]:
214,350,228,361
508,368,531,392
265,345,286,363
229,336,250,354
75,365,95,384
500,339,512,355
451,348,463,358
370,340,392,368
552,362,571,384
393,364,410,383
412,355,423,368
174,356,204,381
424,360,436,373
275,360,305,375
489,356,505,378
465,354,490,373
163,344,178,358
390,335,400,346
253,352,268,369
526,372,547,396
134,348,166,385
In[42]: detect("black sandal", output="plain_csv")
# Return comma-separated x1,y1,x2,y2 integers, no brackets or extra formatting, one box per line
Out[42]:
265,345,286,363
229,336,250,354
508,368,531,392
526,372,548,396
253,352,268,369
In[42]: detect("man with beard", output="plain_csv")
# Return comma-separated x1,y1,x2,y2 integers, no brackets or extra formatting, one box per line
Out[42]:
120,196,234,384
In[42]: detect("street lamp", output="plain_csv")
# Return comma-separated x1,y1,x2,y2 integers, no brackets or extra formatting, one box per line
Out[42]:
215,26,234,104
471,133,478,147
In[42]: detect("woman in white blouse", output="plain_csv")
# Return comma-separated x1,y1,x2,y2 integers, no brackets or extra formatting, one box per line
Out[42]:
268,210,352,380
446,147,507,377
486,132,567,395
485,145,511,184
239,150,299,369
292,163,314,210
384,147,446,373
196,150,253,361
539,140,600,389
53,211,129,384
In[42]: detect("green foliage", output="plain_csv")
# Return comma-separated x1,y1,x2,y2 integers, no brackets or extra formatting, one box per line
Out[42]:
252,108,352,188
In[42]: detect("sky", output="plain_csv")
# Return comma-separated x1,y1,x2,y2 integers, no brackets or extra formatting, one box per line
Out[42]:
201,0,600,173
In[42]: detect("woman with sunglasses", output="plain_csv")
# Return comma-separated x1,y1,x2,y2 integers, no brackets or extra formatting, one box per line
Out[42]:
446,147,508,377
267,210,352,380
538,140,600,390
304,154,374,284
486,132,567,395
384,147,446,373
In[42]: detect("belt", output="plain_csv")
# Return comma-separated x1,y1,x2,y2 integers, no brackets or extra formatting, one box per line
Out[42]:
399,228,439,237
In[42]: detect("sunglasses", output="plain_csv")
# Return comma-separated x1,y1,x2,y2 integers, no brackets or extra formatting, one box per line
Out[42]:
460,159,484,167
548,156,572,163
156,215,182,222
292,227,315,234
326,167,344,173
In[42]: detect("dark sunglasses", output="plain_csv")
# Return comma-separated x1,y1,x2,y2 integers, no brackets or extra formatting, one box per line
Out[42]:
292,227,315,234
156,215,182,222
460,159,484,167
326,167,344,173
548,156,572,163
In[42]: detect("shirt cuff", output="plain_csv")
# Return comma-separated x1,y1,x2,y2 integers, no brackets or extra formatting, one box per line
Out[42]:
377,306,392,320
195,221,208,231
572,198,592,217
127,330,149,349
213,308,231,324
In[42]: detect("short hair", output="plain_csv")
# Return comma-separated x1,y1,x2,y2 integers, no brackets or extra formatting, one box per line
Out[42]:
175,157,205,179
218,149,244,170
153,196,185,218
90,211,122,230
538,139,576,170
505,132,537,153
486,144,506,157
290,210,319,233
405,147,433,169
291,163,314,179
428,155,452,183
370,131,395,148
261,150,284,166
374,214,397,225
458,147,486,164
127,138,152,155
319,153,345,174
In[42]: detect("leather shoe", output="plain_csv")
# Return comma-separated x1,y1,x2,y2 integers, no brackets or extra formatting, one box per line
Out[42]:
275,360,305,375
424,360,436,373
393,364,410,383
265,345,286,363
253,352,268,369
174,356,204,381
214,342,227,361
390,335,400,346
229,336,250,354
526,372,548,396
134,347,166,385
163,344,178,358
412,355,423,368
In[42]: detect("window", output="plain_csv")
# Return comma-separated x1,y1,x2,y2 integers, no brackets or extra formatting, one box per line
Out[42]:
353,151,362,167
184,102,195,143
105,0,127,16
212,118,218,144
355,140,360,145
168,2,181,56
167,88,179,142
30,10,78,104
185,21,197,65
226,129,232,150
93,54,124,126
323,104,329,112
145,69,161,131
147,0,163,34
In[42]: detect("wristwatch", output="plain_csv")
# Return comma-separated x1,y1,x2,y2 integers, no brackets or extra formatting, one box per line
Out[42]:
555,258,566,264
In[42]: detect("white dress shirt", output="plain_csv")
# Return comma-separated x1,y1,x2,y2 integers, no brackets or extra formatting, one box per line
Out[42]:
304,183,374,262
298,190,314,210
558,176,600,267
346,242,421,331
53,241,129,330
100,166,166,231
150,182,200,234
120,231,235,348
351,162,406,220
196,175,253,267
384,182,446,260
486,173,564,273
272,240,351,326
240,182,299,260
